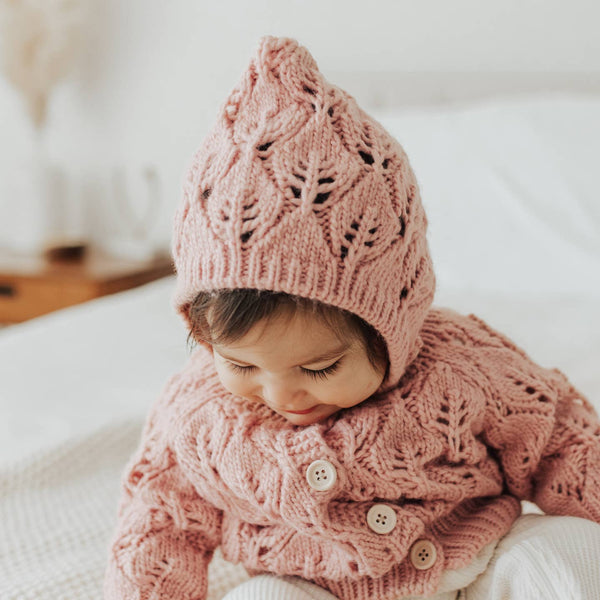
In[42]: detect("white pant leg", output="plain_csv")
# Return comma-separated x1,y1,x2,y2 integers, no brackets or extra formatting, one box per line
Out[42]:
464,514,600,600
221,575,339,600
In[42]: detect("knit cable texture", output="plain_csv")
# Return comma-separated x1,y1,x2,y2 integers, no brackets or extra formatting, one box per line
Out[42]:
172,35,436,392
104,308,600,600
107,33,600,600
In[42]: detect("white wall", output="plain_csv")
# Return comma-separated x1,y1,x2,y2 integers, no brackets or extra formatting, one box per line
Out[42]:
1,0,599,253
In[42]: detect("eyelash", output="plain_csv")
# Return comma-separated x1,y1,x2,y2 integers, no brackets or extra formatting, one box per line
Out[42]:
227,360,341,381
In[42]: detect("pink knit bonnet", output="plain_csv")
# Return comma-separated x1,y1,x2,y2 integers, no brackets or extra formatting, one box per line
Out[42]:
172,36,436,393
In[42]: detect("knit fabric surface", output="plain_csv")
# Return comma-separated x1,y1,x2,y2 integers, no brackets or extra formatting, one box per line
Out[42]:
172,35,436,393
103,35,600,600
220,514,600,600
104,307,600,600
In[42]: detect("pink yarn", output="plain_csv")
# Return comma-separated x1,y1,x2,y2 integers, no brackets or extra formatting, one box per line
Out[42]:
104,309,600,600
172,35,435,392
104,36,600,600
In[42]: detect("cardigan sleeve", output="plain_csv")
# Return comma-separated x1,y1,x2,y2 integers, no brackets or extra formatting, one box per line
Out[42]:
104,374,223,600
466,313,600,523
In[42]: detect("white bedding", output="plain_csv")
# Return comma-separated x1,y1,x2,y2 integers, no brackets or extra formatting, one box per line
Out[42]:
1,93,599,599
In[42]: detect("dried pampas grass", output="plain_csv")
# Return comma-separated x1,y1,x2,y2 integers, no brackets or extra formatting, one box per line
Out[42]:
0,0,85,129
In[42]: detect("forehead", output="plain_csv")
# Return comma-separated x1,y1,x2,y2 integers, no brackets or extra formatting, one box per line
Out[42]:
213,309,355,366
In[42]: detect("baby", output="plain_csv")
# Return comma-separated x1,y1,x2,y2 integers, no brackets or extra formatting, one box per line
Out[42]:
104,36,600,600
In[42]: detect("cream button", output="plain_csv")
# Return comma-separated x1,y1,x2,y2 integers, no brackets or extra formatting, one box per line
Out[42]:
366,504,397,534
410,539,437,570
306,460,337,491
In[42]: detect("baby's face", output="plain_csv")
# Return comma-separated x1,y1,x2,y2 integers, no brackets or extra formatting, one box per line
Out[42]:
210,309,386,426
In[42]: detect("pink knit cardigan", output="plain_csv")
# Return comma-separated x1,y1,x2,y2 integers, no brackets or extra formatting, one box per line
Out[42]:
104,306,600,600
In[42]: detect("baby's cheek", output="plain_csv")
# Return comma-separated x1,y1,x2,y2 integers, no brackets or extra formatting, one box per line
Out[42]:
225,377,242,393
324,384,362,408
334,369,383,407
214,365,238,394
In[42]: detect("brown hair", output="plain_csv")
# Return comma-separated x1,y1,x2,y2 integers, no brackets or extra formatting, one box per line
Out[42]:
186,288,390,382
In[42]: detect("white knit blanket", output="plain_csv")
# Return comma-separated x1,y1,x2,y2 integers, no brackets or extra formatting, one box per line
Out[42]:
0,418,249,600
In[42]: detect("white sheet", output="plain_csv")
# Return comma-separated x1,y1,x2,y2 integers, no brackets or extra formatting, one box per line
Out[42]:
372,93,600,295
1,93,599,599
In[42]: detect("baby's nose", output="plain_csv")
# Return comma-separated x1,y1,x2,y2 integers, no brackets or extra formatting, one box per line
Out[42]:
262,381,304,411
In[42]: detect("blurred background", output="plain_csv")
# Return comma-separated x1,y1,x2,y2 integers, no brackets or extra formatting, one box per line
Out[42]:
1,0,599,261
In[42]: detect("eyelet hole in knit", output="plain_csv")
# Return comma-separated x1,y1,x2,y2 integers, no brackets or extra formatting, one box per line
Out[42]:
257,141,273,152
554,482,584,501
313,176,334,205
364,226,378,248
341,221,359,260
239,198,260,245
300,81,319,110
359,150,374,165
398,216,406,237
256,141,274,161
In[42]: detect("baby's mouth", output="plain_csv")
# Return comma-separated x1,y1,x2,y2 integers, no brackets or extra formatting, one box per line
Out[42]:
284,406,317,415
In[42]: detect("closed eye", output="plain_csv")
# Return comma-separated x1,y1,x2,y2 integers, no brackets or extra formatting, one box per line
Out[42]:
304,360,341,380
227,360,341,381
